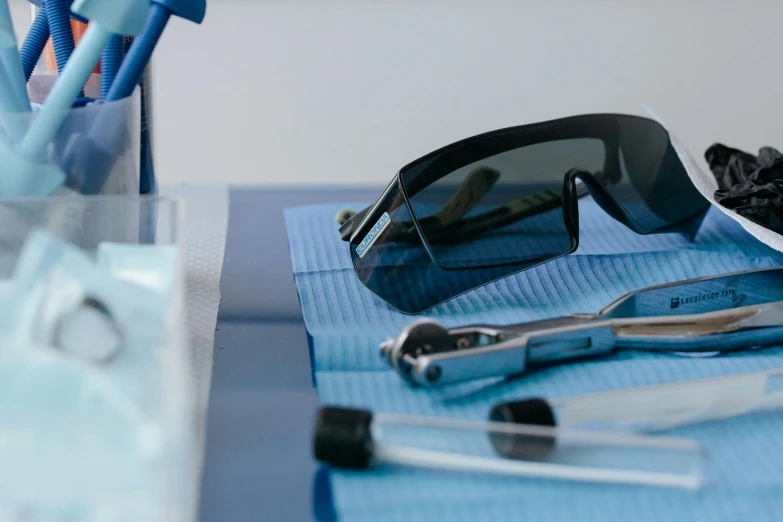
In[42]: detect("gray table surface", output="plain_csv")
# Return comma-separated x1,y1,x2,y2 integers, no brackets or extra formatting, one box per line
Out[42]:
199,187,378,522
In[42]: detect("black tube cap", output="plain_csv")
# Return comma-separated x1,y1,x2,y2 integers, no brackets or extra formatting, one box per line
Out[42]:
489,398,557,459
313,406,374,469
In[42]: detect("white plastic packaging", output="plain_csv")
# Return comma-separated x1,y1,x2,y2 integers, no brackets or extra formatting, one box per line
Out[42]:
0,197,197,522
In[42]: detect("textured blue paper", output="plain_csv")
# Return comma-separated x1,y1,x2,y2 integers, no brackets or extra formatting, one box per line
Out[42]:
285,200,783,521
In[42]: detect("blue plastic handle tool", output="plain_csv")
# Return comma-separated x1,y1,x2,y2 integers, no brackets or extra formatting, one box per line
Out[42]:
0,0,150,197
0,1,31,111
78,0,204,196
18,0,150,158
20,5,49,81
100,36,124,100
106,0,206,101
58,0,207,196
27,0,87,24
47,0,87,97
46,0,76,74
21,1,91,82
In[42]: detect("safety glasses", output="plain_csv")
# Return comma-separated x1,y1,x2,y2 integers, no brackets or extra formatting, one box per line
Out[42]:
339,114,710,313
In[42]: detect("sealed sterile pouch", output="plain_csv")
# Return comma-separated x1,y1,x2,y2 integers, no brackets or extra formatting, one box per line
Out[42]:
3,229,170,361
646,107,783,254
670,134,783,253
0,199,197,522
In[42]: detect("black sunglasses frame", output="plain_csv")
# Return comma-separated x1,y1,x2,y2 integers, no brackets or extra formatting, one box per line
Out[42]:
344,113,710,312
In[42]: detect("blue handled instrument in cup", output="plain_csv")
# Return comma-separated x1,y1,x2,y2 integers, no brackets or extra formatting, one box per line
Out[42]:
107,0,206,102
66,0,207,196
0,0,150,197
21,1,90,86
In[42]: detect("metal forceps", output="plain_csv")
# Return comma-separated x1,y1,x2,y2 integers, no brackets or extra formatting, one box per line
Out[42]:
381,267,783,387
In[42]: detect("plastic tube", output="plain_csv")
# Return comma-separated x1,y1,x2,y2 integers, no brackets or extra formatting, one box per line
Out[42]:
494,368,783,434
313,406,705,490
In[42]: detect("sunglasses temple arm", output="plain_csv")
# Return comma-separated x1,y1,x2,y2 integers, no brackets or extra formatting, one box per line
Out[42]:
341,167,604,245
423,177,596,245
339,167,500,242
412,166,500,227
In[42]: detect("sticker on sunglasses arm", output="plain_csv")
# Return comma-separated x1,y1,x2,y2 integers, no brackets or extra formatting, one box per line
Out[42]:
356,212,391,258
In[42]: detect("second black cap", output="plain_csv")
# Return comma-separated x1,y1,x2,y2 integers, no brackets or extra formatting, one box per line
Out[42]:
313,406,374,469
488,398,557,459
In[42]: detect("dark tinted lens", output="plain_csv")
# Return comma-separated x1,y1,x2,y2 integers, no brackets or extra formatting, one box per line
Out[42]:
404,139,600,268
350,178,564,313
607,117,707,231
352,114,708,312
401,114,708,269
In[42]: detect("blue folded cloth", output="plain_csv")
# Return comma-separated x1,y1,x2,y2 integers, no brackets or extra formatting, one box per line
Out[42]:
285,199,783,521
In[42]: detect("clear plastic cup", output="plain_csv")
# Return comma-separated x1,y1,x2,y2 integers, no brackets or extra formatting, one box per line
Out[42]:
0,196,196,522
0,74,140,197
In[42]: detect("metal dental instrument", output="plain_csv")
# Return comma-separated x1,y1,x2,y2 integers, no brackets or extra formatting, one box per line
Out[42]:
381,267,783,387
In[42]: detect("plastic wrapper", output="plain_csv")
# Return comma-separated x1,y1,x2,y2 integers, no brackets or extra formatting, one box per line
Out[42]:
0,197,197,522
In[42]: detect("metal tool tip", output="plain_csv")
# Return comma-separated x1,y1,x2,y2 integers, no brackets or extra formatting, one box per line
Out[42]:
379,338,395,358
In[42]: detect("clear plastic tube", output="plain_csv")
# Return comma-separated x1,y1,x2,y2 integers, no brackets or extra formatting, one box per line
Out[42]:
370,413,705,489
550,368,783,432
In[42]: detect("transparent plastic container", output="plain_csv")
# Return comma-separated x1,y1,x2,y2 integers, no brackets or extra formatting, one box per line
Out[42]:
0,196,196,522
0,74,140,197
372,414,705,489
549,368,783,433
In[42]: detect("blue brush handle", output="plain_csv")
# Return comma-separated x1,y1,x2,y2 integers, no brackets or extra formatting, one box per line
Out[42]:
20,6,50,81
47,0,84,97
106,3,170,101
100,35,124,99
47,0,74,73
102,3,171,197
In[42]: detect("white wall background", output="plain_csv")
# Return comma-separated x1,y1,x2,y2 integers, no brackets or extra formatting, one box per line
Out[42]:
9,0,30,42
11,0,783,185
